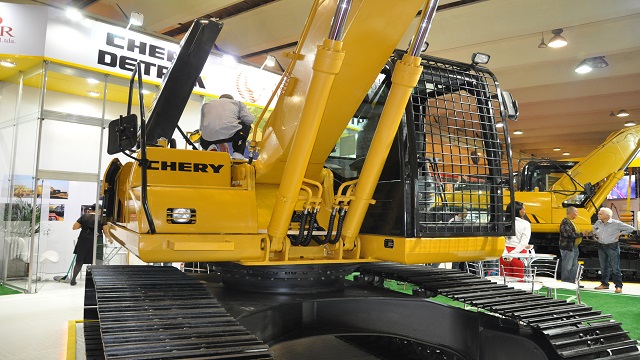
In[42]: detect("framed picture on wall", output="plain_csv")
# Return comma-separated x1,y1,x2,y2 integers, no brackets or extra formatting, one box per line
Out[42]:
47,180,69,199
48,203,65,221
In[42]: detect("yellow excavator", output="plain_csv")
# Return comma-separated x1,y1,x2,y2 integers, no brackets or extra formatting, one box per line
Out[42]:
512,126,640,279
90,1,639,359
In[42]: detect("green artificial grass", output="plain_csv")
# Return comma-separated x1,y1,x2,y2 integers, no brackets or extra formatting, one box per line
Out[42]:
377,279,640,341
0,285,22,296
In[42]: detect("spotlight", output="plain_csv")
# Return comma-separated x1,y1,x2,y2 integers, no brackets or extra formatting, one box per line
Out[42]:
87,91,100,97
575,56,608,74
222,54,238,66
126,11,144,30
265,55,276,67
495,122,504,128
260,55,276,70
66,8,82,21
537,33,547,49
624,121,636,127
553,148,561,151
86,78,99,84
562,152,570,156
129,12,143,26
471,52,490,65
548,29,567,48
616,110,630,117
513,129,523,135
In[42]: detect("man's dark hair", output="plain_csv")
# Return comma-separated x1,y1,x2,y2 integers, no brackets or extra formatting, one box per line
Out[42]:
219,94,234,100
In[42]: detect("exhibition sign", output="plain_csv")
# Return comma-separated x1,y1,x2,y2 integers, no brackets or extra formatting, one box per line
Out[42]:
0,2,280,106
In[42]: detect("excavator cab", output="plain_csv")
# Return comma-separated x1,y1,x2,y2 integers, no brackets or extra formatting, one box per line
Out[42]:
326,51,512,239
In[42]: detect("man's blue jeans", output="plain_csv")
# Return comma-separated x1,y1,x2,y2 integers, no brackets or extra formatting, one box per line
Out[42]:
560,246,579,282
598,242,622,288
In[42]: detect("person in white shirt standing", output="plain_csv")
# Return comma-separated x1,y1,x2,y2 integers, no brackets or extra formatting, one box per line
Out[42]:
500,201,533,279
587,207,634,293
199,94,255,160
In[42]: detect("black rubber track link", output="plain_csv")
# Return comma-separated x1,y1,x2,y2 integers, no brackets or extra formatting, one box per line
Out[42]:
356,263,640,360
84,265,273,360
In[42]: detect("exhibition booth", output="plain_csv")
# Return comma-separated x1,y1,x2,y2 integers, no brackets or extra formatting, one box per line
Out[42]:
0,2,280,293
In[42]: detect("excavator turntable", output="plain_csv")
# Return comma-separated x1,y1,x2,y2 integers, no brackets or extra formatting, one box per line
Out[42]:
90,1,639,359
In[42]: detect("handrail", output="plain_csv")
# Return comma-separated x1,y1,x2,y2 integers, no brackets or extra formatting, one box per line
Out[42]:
127,62,156,234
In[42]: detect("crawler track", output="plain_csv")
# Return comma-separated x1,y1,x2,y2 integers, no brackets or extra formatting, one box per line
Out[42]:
357,262,640,360
83,264,639,359
83,265,272,360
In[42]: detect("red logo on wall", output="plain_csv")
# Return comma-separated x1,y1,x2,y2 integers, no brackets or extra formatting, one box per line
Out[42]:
0,16,16,39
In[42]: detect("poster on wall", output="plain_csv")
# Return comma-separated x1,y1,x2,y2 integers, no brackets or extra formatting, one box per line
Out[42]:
11,176,69,199
48,203,65,221
47,180,69,199
12,175,35,198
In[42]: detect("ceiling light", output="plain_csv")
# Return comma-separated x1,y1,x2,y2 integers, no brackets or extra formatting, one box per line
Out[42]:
126,11,144,30
537,33,547,49
562,152,570,156
260,55,276,70
265,55,276,67
575,61,592,74
616,110,630,117
624,121,636,127
548,29,567,48
66,8,82,21
575,56,608,74
141,89,151,95
495,122,504,128
222,54,237,66
87,91,100,97
513,129,523,135
87,78,99,84
0,60,16,68
553,148,561,151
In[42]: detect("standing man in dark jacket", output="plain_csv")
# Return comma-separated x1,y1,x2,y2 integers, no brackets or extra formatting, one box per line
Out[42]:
558,206,581,282
588,207,634,293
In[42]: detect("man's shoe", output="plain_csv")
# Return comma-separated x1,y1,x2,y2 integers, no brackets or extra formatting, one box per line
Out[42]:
231,152,246,160
615,287,622,293
70,280,77,286
594,284,609,290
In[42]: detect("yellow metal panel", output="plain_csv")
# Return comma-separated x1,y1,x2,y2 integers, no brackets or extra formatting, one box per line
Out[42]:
168,241,234,251
359,234,506,264
134,186,258,234
109,224,266,262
